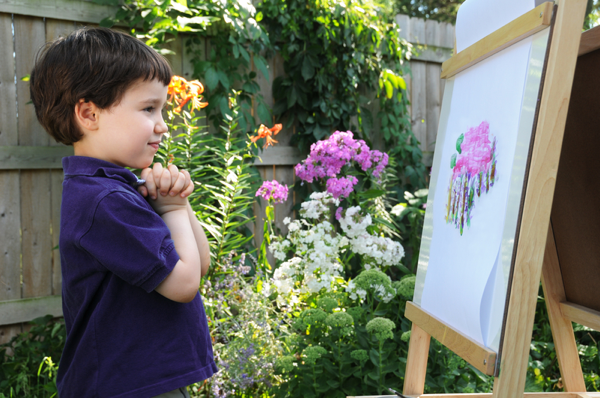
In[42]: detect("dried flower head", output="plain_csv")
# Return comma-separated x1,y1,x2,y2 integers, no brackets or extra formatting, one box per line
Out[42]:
303,346,327,365
317,297,338,313
325,312,354,337
366,317,395,341
393,275,416,300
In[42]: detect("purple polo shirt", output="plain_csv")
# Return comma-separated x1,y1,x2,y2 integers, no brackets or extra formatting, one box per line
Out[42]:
57,156,217,398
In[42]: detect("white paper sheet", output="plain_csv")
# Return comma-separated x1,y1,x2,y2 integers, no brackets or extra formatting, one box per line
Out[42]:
455,0,535,52
413,19,550,350
419,37,533,345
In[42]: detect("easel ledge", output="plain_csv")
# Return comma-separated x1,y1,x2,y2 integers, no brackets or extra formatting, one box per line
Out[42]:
347,394,600,398
404,302,496,376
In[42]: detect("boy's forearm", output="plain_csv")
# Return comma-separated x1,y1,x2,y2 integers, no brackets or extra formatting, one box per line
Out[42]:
187,202,211,277
158,207,201,300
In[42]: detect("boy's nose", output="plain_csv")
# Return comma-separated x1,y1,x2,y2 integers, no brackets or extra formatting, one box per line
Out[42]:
156,117,168,134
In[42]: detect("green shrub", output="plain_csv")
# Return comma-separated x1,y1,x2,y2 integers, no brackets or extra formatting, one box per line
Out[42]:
0,315,64,398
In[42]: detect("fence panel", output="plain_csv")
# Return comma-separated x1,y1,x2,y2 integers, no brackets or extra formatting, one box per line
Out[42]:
0,0,454,343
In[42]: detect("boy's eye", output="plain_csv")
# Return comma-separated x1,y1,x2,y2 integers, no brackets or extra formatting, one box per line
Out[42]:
144,106,155,113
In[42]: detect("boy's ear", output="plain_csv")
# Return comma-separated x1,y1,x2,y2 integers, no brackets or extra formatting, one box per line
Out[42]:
74,99,101,131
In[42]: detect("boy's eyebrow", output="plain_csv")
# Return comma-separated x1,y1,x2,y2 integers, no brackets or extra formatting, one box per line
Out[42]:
140,98,166,104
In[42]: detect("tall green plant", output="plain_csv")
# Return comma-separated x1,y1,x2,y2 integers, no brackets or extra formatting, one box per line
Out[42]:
157,86,260,276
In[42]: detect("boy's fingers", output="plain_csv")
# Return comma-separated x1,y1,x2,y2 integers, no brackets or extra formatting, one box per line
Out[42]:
167,164,179,190
160,169,171,196
140,168,157,199
137,185,148,197
181,170,194,198
152,163,164,188
170,172,186,196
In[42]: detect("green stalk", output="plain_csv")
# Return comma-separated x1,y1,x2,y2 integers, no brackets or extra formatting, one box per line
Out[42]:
378,338,385,394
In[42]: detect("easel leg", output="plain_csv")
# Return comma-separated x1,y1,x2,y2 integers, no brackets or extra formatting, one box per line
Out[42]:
403,323,431,396
541,223,586,392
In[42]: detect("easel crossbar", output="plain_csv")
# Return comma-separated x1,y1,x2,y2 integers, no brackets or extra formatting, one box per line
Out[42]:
404,302,496,375
441,1,553,79
560,302,600,332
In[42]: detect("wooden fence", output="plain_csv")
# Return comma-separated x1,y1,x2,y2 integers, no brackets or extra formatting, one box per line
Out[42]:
0,0,454,345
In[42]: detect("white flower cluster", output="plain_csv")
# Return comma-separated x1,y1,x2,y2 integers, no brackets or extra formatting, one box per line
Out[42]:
339,206,371,238
346,280,367,301
339,206,405,268
353,235,404,268
267,192,404,309
299,192,340,219
270,194,349,304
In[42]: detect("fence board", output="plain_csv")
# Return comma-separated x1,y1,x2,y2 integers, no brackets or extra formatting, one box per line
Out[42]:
411,17,426,45
15,15,53,300
0,12,23,343
40,21,71,297
425,19,440,46
426,63,442,153
51,170,63,295
410,61,427,151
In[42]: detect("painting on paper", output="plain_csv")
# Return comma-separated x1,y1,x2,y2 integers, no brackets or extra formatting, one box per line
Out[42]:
446,121,498,235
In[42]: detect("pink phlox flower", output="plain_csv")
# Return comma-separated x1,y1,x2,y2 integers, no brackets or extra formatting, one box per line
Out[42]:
294,131,389,196
326,176,358,199
335,207,343,221
256,180,289,204
371,151,389,179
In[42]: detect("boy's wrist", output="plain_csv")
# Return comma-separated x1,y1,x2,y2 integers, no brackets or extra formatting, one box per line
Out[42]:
155,203,188,216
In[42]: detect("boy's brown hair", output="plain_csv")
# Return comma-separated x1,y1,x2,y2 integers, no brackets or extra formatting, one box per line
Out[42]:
30,27,172,145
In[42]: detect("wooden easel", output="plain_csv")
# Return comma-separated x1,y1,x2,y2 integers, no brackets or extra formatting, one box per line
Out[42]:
398,0,595,397
351,1,600,397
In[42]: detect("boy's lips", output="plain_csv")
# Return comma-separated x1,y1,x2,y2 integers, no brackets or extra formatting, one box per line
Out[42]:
149,141,160,150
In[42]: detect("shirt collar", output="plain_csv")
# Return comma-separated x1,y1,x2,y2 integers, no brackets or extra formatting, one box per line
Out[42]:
62,156,145,186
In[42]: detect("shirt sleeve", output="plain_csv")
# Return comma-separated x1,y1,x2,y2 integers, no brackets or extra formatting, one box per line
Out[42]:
79,190,180,293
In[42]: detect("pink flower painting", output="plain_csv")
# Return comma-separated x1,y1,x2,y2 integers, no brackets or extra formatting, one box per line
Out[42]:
446,121,498,235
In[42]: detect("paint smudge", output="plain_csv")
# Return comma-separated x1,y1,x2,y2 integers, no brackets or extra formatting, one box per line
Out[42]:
446,121,498,235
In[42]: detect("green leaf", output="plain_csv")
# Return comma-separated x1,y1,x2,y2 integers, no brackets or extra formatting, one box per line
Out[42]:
257,101,271,124
370,349,380,366
256,11,264,22
253,55,269,80
384,80,393,99
266,206,274,220
99,17,114,28
204,67,219,91
217,70,230,89
302,57,315,81
450,153,457,169
357,189,386,199
287,87,297,108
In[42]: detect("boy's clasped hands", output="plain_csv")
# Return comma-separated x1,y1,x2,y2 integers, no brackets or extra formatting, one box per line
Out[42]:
138,163,194,214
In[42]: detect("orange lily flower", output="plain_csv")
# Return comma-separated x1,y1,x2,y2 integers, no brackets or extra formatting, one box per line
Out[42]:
250,124,282,148
167,75,208,114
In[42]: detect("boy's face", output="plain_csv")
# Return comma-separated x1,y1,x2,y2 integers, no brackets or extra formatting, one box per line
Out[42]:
90,79,168,169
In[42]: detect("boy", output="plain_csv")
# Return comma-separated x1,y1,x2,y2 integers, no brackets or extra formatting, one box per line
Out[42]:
29,27,217,397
